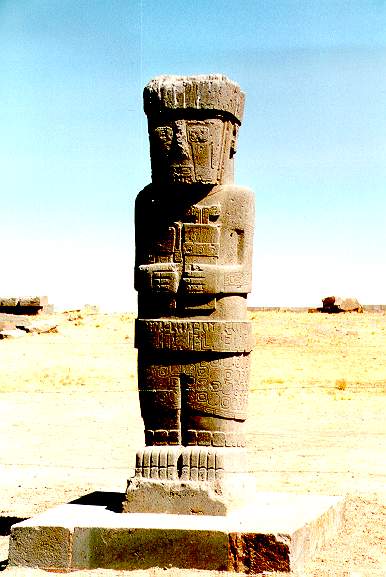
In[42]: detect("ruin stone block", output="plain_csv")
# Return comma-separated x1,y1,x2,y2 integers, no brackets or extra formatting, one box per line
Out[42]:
0,295,51,315
321,295,363,313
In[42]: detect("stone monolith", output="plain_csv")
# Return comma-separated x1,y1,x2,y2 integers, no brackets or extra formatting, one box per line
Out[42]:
123,74,255,514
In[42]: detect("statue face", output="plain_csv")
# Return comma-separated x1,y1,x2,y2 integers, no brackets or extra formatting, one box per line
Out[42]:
148,117,237,185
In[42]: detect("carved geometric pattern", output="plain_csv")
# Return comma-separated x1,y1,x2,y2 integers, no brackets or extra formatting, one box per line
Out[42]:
135,446,181,480
135,446,247,481
135,319,254,353
145,429,180,446
144,429,245,448
138,354,250,420
186,429,246,447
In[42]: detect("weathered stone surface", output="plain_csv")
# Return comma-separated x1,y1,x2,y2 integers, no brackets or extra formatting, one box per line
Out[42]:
9,525,71,570
144,74,245,124
72,526,229,570
18,296,48,307
9,493,345,572
321,296,363,313
124,479,233,515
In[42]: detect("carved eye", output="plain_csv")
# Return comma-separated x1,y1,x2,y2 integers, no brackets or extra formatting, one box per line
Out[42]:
153,126,173,149
188,126,209,143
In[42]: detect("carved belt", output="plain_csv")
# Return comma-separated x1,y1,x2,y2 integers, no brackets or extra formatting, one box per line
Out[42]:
135,319,254,353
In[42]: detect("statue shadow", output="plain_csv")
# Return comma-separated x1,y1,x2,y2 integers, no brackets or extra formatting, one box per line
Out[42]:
70,491,124,513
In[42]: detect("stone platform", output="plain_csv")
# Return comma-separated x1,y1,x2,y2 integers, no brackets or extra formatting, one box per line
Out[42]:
9,491,345,573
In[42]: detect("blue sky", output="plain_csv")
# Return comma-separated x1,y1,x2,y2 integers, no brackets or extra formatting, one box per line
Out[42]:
1,1,385,310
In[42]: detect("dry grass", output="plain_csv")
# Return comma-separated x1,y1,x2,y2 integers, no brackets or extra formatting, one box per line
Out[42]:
249,310,386,396
0,311,137,393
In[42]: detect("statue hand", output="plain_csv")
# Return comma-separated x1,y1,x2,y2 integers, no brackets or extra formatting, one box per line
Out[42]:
182,265,218,294
136,264,179,294
151,269,179,293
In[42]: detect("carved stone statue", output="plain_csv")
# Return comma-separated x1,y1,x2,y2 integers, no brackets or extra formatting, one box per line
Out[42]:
124,75,255,514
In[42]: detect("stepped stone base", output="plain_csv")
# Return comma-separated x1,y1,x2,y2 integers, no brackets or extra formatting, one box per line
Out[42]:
9,491,345,573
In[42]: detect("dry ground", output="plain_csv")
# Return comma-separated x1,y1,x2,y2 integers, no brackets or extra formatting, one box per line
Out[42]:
0,310,385,576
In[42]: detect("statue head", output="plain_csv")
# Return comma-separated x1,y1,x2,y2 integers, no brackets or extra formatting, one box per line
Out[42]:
143,75,244,186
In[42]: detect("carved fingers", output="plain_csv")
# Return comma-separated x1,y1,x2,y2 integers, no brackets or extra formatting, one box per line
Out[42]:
136,264,179,294
182,264,251,295
182,265,219,294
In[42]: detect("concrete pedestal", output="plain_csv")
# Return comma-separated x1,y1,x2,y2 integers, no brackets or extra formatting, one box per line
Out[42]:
9,491,345,573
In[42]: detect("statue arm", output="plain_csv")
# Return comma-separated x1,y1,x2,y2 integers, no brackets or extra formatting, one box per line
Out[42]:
182,262,250,295
134,187,180,294
182,187,254,295
220,186,254,293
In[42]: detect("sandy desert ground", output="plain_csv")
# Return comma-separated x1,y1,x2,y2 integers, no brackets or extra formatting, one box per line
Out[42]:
0,309,385,576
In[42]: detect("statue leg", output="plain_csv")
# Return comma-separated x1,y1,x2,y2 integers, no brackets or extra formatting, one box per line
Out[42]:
182,354,250,447
137,351,181,445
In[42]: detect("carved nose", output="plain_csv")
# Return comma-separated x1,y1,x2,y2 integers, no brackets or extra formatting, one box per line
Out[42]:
172,124,190,160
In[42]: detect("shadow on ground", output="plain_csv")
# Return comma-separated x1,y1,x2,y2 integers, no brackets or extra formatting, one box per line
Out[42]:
70,491,125,513
0,518,26,537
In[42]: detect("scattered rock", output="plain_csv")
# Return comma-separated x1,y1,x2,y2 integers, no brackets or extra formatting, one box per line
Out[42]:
321,296,363,313
20,320,58,334
0,329,26,339
0,313,59,339
83,304,99,315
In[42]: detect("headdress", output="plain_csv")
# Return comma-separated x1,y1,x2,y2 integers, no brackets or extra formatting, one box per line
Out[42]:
144,74,244,124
